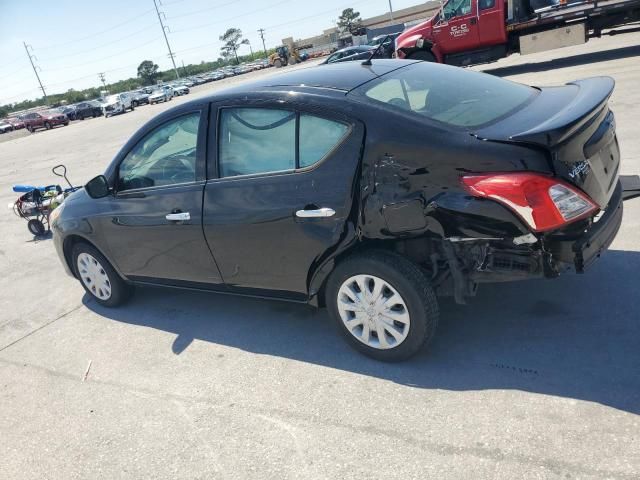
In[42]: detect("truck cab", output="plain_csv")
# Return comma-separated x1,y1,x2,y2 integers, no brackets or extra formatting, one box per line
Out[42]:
396,0,640,66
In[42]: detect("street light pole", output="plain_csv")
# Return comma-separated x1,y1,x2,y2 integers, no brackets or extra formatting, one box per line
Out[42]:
388,0,394,21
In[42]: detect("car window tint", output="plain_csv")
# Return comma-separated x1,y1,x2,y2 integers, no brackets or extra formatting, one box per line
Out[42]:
219,108,295,177
479,0,495,9
118,112,200,190
353,62,535,128
299,114,349,168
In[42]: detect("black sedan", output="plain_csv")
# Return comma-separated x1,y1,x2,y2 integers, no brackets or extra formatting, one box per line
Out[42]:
51,60,640,361
74,102,103,120
321,45,379,64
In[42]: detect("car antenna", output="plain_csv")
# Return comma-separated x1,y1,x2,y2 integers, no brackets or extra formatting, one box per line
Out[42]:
361,35,391,66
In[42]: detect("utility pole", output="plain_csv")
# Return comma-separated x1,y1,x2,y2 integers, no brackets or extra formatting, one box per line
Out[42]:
388,0,394,21
98,72,106,89
152,0,180,79
181,60,188,76
247,41,254,61
23,42,47,104
258,28,268,59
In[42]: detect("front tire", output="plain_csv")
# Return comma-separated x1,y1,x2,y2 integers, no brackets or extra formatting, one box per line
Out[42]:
27,219,46,236
326,251,439,362
44,121,51,130
408,50,436,62
72,242,132,307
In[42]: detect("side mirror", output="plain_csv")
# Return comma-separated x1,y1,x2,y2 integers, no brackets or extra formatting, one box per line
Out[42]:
85,175,110,199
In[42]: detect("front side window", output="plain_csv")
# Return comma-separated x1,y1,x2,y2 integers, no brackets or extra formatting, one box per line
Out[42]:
351,62,535,128
118,112,200,191
442,0,472,19
218,108,349,177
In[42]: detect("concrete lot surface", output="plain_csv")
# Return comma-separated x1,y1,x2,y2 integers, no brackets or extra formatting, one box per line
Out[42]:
1,31,640,479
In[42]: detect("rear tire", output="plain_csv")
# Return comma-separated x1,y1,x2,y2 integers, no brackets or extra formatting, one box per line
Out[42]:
326,250,439,362
408,50,436,62
274,59,282,68
72,242,132,308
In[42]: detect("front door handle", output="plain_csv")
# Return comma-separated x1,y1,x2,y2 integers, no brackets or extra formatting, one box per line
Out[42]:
295,208,336,218
470,17,478,25
166,212,190,221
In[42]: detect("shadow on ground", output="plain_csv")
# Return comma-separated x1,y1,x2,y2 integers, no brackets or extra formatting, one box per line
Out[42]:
481,43,640,77
85,250,640,415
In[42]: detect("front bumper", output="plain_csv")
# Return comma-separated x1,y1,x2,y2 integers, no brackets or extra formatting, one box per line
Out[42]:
549,176,639,272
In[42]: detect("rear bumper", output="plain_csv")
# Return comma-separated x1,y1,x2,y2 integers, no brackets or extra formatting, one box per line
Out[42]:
549,177,640,272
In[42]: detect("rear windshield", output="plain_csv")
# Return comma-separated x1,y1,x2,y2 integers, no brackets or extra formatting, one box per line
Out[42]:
350,62,536,128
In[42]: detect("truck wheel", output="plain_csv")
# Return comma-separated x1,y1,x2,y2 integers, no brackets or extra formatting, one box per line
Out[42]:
274,59,282,68
72,242,132,308
325,250,439,362
409,50,436,62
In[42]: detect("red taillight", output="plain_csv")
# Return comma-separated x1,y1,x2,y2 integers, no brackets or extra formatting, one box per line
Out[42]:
461,172,598,232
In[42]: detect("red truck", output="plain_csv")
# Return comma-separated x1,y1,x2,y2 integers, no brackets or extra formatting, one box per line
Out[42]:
395,0,640,66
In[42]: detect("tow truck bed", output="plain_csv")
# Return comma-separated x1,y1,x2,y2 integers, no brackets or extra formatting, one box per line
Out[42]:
508,0,640,32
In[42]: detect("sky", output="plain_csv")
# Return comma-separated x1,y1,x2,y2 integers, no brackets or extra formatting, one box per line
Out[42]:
0,0,424,105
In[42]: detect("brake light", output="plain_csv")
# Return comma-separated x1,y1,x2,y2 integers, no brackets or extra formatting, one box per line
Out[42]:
461,172,598,232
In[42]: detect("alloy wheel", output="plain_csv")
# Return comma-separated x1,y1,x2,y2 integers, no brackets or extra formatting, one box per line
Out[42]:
77,252,112,300
337,274,410,350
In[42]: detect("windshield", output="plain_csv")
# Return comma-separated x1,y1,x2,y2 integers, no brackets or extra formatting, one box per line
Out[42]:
106,95,119,103
350,62,536,128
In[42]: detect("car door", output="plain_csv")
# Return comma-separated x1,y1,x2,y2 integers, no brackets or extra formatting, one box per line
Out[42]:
202,103,365,300
432,0,480,54
98,108,224,287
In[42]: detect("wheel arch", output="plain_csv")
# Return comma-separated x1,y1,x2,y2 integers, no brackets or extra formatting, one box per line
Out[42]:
63,234,128,282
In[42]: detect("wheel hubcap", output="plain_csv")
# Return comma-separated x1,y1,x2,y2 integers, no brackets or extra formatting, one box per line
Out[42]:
77,253,112,300
337,274,410,350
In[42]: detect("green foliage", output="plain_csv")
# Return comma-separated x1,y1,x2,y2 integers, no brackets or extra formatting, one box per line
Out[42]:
337,8,363,34
137,60,160,85
219,27,248,65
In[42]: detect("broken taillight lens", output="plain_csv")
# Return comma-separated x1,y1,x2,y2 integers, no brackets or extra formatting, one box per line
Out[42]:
461,172,598,232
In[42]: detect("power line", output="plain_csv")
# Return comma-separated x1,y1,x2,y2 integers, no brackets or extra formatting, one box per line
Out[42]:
153,0,180,80
36,8,156,51
39,24,158,62
22,42,47,104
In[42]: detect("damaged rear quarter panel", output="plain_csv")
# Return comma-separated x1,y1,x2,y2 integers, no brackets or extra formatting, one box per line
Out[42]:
358,108,551,240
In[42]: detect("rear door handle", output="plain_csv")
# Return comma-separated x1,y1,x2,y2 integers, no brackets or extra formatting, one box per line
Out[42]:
166,212,190,221
295,208,336,218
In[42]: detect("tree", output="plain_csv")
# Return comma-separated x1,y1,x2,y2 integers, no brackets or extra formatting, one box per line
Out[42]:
337,8,363,35
137,60,160,85
219,28,248,65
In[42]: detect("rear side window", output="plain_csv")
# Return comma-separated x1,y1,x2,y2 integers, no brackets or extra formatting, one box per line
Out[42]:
218,108,349,177
351,62,535,128
299,114,349,168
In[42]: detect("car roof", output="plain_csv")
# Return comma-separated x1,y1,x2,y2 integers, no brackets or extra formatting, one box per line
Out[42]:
225,59,418,93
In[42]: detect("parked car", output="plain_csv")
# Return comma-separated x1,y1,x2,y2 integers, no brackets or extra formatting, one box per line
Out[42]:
51,60,640,361
0,120,13,133
172,84,190,96
74,102,103,120
21,110,69,132
321,45,378,64
101,93,134,117
131,90,150,106
56,105,78,121
367,33,400,58
7,117,26,129
148,86,173,104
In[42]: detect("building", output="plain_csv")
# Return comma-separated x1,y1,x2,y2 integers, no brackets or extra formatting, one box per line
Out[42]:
282,2,441,54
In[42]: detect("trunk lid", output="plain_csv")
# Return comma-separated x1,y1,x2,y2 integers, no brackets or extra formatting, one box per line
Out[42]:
474,77,619,208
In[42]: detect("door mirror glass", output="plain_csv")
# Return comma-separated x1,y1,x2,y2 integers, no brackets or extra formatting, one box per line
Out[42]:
85,175,110,199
